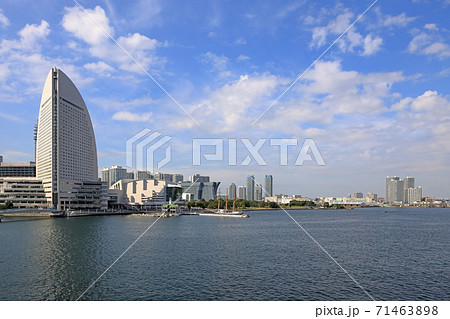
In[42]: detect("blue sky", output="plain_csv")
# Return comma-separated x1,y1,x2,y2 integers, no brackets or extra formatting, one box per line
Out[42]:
1,0,450,198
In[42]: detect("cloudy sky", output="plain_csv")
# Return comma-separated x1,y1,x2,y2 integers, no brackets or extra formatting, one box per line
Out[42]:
1,0,450,198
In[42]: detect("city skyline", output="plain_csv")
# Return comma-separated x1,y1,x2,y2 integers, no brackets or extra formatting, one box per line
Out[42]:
1,1,450,197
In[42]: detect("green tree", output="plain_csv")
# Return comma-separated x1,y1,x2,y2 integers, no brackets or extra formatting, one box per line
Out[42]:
0,201,13,210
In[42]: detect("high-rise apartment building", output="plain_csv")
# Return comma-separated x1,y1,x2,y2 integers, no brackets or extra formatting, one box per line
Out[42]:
101,166,128,187
36,68,102,210
264,175,273,197
406,186,422,204
255,184,262,201
228,183,237,200
403,176,415,203
238,186,247,200
246,175,255,201
385,176,404,204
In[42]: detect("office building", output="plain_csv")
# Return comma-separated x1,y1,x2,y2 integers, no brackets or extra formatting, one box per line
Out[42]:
179,181,220,201
101,166,130,187
0,159,36,177
136,170,153,180
36,68,104,210
255,184,262,201
247,175,255,201
189,174,210,183
172,174,184,183
238,186,247,200
352,192,364,199
227,183,237,200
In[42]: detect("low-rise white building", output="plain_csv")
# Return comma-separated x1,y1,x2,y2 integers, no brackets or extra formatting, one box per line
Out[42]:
109,179,182,209
0,178,47,208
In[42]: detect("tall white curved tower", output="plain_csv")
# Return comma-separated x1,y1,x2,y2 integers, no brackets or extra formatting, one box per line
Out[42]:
36,68,98,209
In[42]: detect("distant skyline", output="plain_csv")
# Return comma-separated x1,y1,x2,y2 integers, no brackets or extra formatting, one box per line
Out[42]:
1,1,450,198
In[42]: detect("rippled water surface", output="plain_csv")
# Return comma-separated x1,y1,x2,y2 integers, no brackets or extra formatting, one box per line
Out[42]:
0,208,449,300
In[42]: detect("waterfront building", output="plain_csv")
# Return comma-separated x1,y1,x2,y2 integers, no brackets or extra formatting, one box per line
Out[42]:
366,192,378,202
264,175,273,197
227,183,237,200
352,192,364,199
179,181,220,201
0,159,36,177
264,194,311,205
0,177,47,208
189,174,210,183
109,179,182,209
238,186,247,200
36,68,103,210
406,186,422,204
255,184,262,201
403,176,415,203
247,175,255,201
385,176,404,204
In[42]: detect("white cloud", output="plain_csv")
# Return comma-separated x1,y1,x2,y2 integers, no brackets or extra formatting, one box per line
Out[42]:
112,111,153,122
0,63,9,82
408,26,450,59
62,5,162,73
362,34,383,56
235,37,247,45
422,42,450,58
0,9,9,27
381,12,416,27
201,52,229,70
93,96,158,110
237,55,250,61
0,20,50,53
0,112,23,122
309,8,383,56
62,6,112,45
200,51,231,78
171,73,286,132
424,23,438,31
84,61,114,76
